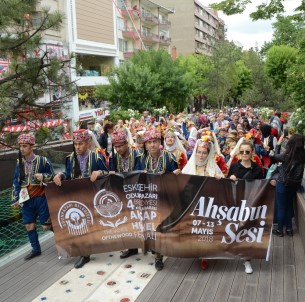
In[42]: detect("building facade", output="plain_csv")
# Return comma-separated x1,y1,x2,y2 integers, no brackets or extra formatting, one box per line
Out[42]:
2,0,175,131
116,0,174,62
66,0,118,124
156,0,225,56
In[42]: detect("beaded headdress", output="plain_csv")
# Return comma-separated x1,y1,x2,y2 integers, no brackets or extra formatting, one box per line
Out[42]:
17,133,35,145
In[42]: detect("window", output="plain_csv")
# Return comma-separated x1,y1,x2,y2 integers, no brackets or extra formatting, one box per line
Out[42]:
142,26,150,36
117,17,125,31
118,39,128,52
141,7,151,17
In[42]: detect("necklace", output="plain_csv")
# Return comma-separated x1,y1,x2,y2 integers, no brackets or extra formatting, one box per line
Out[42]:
196,165,205,176
145,151,165,173
117,148,134,172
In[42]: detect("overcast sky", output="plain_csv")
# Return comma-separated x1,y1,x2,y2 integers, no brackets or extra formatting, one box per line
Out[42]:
199,0,301,50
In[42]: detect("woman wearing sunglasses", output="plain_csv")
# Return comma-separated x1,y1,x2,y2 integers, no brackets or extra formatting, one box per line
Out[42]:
228,140,264,182
227,140,264,274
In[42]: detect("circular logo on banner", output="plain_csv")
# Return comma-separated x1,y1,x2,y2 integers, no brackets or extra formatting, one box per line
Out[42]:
58,201,93,236
94,189,122,218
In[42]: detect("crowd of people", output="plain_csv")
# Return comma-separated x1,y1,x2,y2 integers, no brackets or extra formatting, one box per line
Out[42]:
11,106,305,275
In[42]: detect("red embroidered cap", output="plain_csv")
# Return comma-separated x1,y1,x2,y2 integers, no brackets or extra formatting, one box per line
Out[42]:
17,133,35,145
143,128,161,143
111,130,128,145
72,129,90,142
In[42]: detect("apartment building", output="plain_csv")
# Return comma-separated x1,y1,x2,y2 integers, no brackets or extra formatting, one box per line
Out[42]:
14,0,117,126
65,0,118,123
157,0,225,56
2,0,174,129
116,0,174,61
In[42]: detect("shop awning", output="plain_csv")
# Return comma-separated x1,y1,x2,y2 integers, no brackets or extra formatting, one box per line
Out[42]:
2,119,66,133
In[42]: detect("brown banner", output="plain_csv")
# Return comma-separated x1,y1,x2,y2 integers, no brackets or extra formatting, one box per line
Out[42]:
46,173,275,260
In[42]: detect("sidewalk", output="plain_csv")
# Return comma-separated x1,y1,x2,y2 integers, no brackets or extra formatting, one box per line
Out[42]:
0,235,158,302
1,231,305,302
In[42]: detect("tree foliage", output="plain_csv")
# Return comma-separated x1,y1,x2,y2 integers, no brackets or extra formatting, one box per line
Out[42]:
95,50,191,113
265,45,298,89
210,0,304,20
176,54,213,97
0,0,75,146
204,40,244,107
261,15,305,55
241,49,282,107
286,39,305,108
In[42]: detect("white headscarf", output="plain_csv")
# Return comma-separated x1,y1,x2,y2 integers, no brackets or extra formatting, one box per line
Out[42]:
164,130,187,156
88,129,101,150
182,139,224,177
125,126,134,145
188,126,197,141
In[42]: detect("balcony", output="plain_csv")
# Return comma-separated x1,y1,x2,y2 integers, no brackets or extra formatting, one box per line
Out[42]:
123,51,135,59
159,36,171,45
121,9,140,19
122,30,140,39
141,32,160,43
195,47,206,55
195,35,207,44
159,19,171,27
76,54,114,85
141,13,159,25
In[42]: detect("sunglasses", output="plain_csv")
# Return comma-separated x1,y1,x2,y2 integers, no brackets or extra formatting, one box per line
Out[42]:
239,150,251,155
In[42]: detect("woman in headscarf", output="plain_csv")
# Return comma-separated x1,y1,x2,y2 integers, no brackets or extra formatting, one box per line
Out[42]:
182,135,224,270
163,129,188,169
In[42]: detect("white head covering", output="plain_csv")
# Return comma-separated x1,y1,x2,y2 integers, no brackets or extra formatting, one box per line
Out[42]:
164,130,187,156
182,139,224,177
88,129,101,150
212,131,222,156
126,127,134,145
188,126,197,141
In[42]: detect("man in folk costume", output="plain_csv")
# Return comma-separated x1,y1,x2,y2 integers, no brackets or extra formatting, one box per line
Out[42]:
137,128,180,271
11,133,55,260
109,130,142,259
53,129,108,268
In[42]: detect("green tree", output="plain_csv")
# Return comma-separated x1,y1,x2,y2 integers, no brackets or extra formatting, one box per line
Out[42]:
210,0,305,20
96,50,191,113
205,40,243,107
261,15,305,55
229,60,252,103
177,54,213,97
96,63,162,112
241,49,281,107
287,39,305,109
265,45,298,89
0,0,74,147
